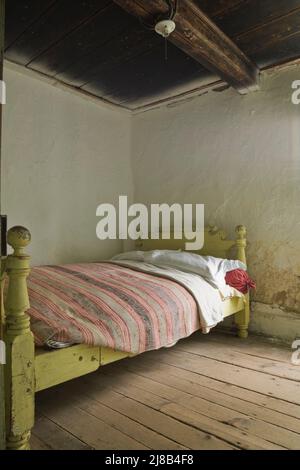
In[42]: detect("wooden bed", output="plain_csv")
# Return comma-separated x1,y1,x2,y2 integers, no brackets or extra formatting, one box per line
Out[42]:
1,224,249,450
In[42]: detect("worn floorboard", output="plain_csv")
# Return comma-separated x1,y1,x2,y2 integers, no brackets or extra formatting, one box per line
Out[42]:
32,332,300,450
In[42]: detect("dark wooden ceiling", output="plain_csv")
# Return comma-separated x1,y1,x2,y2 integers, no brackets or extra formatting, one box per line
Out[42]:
5,1,300,110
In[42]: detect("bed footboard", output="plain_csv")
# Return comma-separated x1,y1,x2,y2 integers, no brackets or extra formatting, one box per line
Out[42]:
4,227,34,450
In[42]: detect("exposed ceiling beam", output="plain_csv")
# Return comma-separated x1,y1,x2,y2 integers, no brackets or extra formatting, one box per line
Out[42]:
113,0,259,94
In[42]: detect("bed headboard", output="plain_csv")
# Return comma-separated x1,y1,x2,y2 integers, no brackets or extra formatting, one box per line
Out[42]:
135,225,247,265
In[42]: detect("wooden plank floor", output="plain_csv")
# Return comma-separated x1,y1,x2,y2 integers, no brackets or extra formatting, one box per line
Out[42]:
31,332,300,450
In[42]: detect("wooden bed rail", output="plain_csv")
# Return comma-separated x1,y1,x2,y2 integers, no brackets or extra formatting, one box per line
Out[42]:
4,226,34,450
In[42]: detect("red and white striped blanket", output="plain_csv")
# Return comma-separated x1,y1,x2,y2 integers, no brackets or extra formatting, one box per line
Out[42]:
27,262,201,354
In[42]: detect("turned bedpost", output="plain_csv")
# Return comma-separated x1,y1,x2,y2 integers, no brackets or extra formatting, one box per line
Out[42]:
235,225,250,339
235,225,247,266
4,226,34,450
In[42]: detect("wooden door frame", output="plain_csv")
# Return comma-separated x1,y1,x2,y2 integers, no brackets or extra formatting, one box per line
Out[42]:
0,0,5,451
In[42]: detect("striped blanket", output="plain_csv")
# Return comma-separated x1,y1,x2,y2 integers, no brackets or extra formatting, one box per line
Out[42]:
27,262,201,354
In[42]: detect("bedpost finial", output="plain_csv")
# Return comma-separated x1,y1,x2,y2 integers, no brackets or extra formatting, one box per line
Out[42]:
7,226,31,255
235,225,247,240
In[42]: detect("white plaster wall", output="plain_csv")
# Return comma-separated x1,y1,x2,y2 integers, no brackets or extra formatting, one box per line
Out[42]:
2,66,133,266
132,65,300,342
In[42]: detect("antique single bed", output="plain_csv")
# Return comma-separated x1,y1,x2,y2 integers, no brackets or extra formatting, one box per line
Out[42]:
1,224,249,450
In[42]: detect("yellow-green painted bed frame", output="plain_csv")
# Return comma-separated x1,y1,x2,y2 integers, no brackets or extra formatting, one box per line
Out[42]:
0,224,249,450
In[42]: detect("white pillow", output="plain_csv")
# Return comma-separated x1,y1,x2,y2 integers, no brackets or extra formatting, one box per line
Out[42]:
112,250,246,292
143,250,246,291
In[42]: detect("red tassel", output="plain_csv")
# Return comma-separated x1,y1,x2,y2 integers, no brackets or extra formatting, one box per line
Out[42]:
225,269,256,294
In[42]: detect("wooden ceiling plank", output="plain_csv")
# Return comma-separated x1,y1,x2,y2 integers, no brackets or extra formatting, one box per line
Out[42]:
83,43,208,105
113,0,259,93
236,8,300,56
105,69,212,108
5,0,57,50
248,31,300,69
195,0,247,20
55,23,160,87
5,0,111,66
82,46,170,100
209,0,300,40
28,4,134,77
